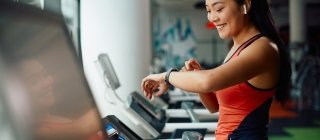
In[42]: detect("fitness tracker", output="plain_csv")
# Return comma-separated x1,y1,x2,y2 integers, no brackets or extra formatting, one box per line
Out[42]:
165,68,178,86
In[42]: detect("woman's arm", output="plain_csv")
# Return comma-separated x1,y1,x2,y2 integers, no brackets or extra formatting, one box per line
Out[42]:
166,39,278,93
182,59,219,113
199,93,219,113
142,38,279,96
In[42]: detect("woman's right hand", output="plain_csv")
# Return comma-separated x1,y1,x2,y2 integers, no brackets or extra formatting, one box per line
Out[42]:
181,59,219,113
181,58,202,72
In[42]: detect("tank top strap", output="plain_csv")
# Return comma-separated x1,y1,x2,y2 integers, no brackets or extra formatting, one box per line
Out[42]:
235,34,263,56
224,34,263,63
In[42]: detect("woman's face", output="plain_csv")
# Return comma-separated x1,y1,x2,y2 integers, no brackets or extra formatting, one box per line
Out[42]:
206,0,245,39
18,59,55,112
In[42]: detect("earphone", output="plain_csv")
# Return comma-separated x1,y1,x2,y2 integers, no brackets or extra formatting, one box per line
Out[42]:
243,5,247,14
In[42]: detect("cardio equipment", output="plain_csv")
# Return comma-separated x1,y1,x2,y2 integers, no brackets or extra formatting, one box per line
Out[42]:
0,2,142,140
96,53,218,139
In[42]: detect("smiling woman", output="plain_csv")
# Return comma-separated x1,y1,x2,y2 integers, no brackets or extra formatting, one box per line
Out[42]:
206,0,246,39
142,0,291,139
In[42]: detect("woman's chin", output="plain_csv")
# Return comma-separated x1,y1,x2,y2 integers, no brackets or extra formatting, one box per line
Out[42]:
218,32,231,39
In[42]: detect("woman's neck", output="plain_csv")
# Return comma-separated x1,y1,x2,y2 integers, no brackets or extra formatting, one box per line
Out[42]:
232,24,260,47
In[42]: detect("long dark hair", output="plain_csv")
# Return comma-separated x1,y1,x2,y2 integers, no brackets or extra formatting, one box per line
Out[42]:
236,0,292,105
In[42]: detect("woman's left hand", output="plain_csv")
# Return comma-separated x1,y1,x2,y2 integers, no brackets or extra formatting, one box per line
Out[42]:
141,73,169,99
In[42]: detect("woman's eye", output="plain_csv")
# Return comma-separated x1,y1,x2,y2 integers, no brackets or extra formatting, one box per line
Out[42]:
216,8,223,12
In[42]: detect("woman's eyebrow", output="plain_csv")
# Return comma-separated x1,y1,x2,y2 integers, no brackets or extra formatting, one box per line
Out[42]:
205,1,224,7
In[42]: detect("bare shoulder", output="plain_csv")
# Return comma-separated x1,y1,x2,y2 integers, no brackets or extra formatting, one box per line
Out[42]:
240,36,279,61
256,37,279,51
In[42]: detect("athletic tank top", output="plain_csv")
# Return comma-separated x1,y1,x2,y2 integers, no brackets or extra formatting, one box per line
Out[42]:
215,34,276,140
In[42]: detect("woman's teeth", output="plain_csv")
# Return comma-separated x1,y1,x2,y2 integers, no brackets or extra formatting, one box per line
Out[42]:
217,25,225,29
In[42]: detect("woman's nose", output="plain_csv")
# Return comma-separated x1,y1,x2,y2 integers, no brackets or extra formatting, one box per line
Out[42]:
209,14,218,23
212,16,218,22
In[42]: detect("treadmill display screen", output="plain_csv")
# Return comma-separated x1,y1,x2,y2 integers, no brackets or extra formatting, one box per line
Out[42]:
105,124,126,140
102,115,142,140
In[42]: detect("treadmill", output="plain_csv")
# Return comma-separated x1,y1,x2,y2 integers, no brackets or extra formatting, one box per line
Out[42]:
96,53,218,139
0,2,142,140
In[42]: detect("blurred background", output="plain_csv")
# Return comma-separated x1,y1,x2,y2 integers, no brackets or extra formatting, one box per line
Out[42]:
1,0,320,139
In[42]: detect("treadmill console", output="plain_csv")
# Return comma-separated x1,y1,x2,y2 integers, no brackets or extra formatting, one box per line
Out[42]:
128,92,166,133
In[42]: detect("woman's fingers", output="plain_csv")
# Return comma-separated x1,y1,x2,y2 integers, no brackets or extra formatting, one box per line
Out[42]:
155,82,169,97
183,59,201,71
144,80,168,99
188,59,201,70
141,77,151,97
147,91,152,99
141,75,154,93
185,61,191,70
152,83,159,92
180,66,186,72
155,88,166,96
141,75,162,99
141,77,148,94
140,72,168,99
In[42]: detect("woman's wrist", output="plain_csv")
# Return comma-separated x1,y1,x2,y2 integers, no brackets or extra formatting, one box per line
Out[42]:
161,72,166,83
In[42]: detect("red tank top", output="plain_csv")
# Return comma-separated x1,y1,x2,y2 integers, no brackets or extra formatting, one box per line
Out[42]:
215,34,276,140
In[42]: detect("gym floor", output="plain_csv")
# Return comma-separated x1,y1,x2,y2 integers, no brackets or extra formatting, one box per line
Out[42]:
269,101,320,140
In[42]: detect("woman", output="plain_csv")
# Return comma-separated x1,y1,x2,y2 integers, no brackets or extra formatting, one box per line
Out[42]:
141,0,291,139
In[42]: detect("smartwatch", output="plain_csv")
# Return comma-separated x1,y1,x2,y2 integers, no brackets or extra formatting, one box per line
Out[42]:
165,68,178,86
